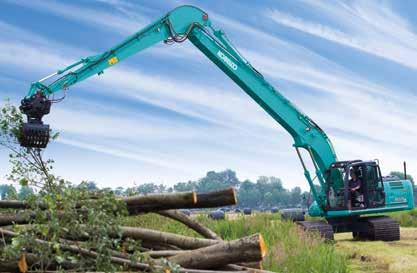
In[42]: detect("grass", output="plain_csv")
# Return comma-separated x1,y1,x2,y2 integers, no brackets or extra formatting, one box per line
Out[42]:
389,208,417,227
123,209,417,273
330,208,417,273
335,228,417,273
124,213,348,273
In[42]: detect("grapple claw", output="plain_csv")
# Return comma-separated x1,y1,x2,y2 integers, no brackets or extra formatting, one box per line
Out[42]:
19,123,50,148
18,92,51,149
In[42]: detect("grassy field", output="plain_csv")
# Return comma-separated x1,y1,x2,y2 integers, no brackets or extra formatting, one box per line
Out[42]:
336,227,417,273
335,208,417,273
124,213,348,273
389,208,417,227
124,209,417,273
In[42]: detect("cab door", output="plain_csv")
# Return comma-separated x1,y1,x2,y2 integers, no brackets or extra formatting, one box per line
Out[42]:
364,164,385,208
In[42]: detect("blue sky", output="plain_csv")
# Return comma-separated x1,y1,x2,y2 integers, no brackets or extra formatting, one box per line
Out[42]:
0,0,416,190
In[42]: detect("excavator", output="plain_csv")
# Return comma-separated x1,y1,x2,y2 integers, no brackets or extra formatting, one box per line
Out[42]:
18,5,414,241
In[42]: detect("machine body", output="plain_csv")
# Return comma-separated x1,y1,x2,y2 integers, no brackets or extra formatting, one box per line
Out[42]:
19,5,413,240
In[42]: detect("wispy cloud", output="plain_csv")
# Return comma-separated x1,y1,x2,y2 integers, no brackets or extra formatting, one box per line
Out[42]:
213,13,417,176
7,0,149,35
0,20,279,135
1,2,416,188
266,0,417,70
242,47,417,152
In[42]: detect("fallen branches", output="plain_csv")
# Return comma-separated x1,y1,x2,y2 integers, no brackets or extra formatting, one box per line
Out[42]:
194,188,237,209
0,200,29,209
120,226,219,249
125,191,197,214
0,212,32,226
0,188,237,215
157,210,221,240
168,234,266,269
0,187,272,273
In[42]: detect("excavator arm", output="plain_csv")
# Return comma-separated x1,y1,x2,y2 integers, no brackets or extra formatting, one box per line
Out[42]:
20,5,339,212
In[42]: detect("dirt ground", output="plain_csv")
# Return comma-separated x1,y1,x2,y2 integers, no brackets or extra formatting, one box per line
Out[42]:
335,227,417,273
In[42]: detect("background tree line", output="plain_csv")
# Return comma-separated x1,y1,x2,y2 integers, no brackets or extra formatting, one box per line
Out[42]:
2,169,413,209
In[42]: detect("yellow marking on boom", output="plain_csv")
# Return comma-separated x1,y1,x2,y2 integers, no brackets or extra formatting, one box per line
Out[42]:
108,56,119,65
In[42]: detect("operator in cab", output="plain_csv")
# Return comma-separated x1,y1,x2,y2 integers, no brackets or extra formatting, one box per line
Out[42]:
349,168,362,209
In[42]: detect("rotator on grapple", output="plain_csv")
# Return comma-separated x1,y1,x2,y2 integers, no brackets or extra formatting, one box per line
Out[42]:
18,5,414,241
19,92,51,149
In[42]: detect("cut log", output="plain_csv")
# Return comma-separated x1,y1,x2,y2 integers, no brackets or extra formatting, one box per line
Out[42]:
0,228,256,273
225,264,272,273
0,210,88,227
0,188,237,215
15,224,213,251
0,212,32,226
238,262,263,269
194,188,237,208
168,234,267,269
12,265,254,273
0,200,28,209
8,270,253,273
144,249,184,258
140,241,182,251
157,210,221,240
120,226,219,249
157,210,265,271
124,191,197,214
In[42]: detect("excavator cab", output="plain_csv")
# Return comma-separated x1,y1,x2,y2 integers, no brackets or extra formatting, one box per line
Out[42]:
18,93,51,149
326,160,385,210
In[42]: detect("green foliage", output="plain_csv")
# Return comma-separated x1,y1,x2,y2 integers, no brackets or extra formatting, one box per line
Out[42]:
116,170,307,209
0,100,135,272
79,181,99,191
0,99,23,141
0,99,58,191
197,169,240,193
173,181,197,192
0,184,17,200
390,209,417,227
2,186,128,271
238,177,304,208
202,214,347,273
238,179,263,207
123,213,201,237
17,186,34,200
389,171,414,183
137,183,167,194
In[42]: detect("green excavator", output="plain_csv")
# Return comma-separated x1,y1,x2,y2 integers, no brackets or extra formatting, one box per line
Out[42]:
18,5,413,241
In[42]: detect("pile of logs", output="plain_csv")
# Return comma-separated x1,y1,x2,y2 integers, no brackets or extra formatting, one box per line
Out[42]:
0,187,273,273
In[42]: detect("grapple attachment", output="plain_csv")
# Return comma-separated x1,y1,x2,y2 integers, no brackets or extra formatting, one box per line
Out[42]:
19,122,50,148
18,93,51,149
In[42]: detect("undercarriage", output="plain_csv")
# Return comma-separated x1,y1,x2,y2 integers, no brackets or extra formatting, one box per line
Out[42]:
297,216,400,241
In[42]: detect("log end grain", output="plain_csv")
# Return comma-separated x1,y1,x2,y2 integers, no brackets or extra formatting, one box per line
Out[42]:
259,234,267,258
231,188,238,205
18,254,28,273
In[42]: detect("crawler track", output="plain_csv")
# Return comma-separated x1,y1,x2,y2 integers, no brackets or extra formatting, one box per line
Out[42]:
354,216,400,241
297,220,334,241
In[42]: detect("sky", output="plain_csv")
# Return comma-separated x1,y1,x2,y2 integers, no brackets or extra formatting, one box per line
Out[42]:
0,0,416,191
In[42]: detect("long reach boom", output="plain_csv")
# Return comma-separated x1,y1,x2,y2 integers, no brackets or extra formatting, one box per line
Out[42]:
20,6,413,234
